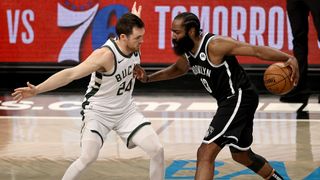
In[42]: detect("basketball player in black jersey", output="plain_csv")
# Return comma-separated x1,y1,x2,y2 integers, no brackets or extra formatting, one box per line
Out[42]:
135,12,299,180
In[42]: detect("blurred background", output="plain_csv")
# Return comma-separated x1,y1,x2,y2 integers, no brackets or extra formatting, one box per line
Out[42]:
0,0,319,94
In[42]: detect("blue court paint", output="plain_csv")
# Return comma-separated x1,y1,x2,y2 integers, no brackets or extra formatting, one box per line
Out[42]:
303,167,320,180
165,160,224,179
165,160,318,179
217,161,290,179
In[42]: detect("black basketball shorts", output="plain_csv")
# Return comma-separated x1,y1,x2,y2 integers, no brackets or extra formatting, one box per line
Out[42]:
203,88,259,150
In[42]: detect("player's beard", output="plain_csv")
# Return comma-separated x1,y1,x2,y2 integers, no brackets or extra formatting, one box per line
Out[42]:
172,34,194,56
127,44,140,53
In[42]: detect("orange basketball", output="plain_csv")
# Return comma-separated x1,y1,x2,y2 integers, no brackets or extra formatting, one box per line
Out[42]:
263,62,294,95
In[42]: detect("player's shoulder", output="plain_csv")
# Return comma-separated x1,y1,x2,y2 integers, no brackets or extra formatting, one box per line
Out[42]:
86,47,115,68
208,35,236,50
207,35,222,50
209,35,231,43
93,46,113,57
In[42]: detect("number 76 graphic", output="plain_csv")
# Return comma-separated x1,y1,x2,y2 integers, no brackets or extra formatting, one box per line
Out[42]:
57,3,128,63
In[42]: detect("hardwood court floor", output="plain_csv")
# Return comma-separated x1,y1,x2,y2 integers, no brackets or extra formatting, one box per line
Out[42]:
0,92,319,180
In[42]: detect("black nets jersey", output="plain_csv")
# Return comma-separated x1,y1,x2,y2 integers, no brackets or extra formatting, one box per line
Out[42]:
185,33,253,103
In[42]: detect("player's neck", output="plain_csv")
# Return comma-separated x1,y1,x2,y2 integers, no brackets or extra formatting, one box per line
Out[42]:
115,40,133,56
190,34,203,54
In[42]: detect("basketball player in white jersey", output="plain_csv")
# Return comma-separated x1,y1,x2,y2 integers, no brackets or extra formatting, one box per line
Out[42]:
11,3,164,180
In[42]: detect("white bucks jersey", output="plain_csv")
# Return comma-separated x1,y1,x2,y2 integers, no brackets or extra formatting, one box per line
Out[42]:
82,38,140,114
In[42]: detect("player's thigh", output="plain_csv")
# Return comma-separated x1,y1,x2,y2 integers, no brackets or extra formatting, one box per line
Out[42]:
131,125,159,145
81,116,111,146
116,110,152,149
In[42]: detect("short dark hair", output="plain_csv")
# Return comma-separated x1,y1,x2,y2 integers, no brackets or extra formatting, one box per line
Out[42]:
174,12,202,36
116,13,144,37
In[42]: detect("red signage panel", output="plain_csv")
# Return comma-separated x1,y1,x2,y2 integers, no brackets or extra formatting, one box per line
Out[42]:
0,0,319,65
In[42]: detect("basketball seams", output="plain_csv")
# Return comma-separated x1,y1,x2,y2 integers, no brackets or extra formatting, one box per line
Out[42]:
264,75,286,91
274,64,292,94
263,62,293,95
265,77,286,94
274,64,291,78
264,73,288,94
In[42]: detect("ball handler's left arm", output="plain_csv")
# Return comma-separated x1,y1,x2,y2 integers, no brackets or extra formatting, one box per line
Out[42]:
135,56,190,83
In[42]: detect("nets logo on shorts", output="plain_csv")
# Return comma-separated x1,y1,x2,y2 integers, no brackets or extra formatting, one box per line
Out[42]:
205,126,214,138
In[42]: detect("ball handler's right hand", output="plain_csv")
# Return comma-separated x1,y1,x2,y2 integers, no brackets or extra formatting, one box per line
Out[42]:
284,56,299,86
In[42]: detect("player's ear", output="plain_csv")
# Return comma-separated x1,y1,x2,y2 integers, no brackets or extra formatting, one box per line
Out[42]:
119,34,127,40
188,27,195,37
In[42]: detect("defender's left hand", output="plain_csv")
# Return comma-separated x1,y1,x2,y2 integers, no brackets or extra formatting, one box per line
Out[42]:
131,2,142,18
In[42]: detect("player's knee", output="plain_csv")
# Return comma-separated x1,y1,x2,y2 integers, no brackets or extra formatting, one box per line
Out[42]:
197,145,206,159
196,144,218,162
151,142,164,158
230,148,267,173
143,135,164,158
79,152,99,166
247,150,267,173
230,149,249,165
231,152,246,164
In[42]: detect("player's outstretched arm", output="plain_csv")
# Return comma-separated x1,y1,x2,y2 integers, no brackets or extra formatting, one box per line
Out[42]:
209,36,299,85
11,48,114,102
11,67,80,103
226,37,299,85
146,56,190,83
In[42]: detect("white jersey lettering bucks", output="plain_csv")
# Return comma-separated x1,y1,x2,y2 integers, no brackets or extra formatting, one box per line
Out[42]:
81,38,140,115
